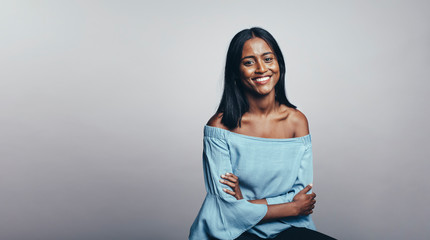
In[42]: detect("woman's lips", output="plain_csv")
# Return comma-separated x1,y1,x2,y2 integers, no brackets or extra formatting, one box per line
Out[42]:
252,76,271,85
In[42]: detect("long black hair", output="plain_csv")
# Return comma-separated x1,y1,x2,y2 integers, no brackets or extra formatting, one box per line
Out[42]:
216,27,297,129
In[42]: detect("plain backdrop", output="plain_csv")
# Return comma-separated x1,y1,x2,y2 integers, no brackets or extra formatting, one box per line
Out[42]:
1,1,429,239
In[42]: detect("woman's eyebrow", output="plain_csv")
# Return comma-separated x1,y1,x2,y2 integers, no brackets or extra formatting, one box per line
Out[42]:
262,52,274,56
241,52,274,61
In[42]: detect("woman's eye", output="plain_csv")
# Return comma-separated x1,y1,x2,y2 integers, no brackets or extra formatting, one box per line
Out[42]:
265,57,273,62
244,61,254,66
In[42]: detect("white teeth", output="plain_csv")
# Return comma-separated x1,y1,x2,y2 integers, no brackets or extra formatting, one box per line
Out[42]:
255,76,270,82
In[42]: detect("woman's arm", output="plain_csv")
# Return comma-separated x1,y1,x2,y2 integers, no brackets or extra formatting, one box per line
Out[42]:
220,173,316,221
261,185,315,220
262,109,314,206
190,129,269,240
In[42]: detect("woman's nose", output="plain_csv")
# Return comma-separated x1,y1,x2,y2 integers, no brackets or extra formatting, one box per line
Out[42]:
255,60,268,74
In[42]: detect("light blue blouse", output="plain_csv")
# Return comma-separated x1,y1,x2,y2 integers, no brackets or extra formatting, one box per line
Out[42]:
189,125,316,240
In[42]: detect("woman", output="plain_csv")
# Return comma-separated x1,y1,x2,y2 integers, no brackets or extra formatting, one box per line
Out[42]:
189,27,335,240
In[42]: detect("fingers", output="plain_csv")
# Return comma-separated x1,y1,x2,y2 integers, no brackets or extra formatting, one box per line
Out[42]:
219,179,236,188
221,173,238,183
220,173,239,188
303,204,315,215
299,184,313,194
309,200,316,211
311,192,316,199
223,188,235,196
226,172,238,178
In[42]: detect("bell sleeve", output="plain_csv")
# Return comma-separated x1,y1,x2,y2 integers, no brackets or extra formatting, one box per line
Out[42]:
265,138,313,205
189,135,268,240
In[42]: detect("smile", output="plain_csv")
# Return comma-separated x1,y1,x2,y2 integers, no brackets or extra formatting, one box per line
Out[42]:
252,76,271,84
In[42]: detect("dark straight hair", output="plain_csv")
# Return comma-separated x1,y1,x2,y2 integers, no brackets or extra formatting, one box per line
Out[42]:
216,27,297,130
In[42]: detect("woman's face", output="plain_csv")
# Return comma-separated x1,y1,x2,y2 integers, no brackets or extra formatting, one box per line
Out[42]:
239,37,280,96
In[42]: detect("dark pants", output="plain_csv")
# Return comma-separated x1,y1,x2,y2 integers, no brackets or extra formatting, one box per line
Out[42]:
235,226,336,240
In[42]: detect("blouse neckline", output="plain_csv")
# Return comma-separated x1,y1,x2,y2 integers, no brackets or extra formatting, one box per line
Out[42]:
204,125,310,142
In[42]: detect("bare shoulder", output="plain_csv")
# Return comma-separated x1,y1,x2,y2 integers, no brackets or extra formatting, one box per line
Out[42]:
286,108,310,137
206,112,229,130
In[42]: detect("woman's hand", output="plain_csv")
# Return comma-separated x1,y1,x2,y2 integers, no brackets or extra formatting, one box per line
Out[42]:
219,173,243,200
292,184,316,216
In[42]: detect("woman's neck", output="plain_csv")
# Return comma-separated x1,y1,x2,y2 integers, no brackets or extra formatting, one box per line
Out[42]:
245,91,279,117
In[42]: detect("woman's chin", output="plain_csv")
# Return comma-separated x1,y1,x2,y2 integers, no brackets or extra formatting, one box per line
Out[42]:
243,83,276,97
255,87,275,96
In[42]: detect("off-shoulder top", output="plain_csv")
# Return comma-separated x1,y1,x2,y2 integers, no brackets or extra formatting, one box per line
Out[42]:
189,125,316,240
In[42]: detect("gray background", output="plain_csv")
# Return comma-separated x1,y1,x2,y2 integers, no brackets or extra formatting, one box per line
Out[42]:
1,0,429,239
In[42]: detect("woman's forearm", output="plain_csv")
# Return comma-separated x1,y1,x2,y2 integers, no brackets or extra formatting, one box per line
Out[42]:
221,174,313,221
248,199,298,220
248,199,268,204
262,202,298,220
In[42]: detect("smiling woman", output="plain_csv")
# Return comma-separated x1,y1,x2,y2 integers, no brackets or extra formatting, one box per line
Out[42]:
239,37,280,96
189,27,335,240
